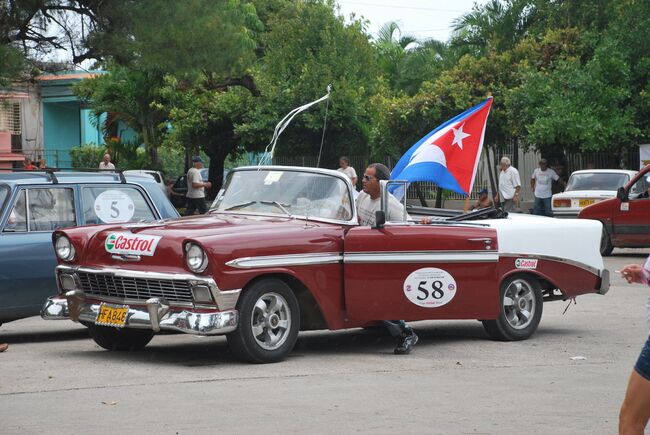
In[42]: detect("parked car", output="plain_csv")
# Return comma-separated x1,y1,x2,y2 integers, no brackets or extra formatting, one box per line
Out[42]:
42,166,608,363
0,170,179,325
169,168,209,208
551,169,637,218
579,165,650,255
123,170,166,193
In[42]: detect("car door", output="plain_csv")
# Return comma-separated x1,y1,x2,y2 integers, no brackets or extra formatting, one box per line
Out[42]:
612,172,650,246
343,223,500,322
0,187,77,321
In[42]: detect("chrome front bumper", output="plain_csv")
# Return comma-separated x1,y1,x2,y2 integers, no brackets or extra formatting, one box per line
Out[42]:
41,292,238,335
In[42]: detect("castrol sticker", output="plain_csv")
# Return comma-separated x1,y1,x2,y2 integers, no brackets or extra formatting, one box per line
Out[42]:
515,258,538,269
105,232,161,256
94,190,135,223
403,267,457,308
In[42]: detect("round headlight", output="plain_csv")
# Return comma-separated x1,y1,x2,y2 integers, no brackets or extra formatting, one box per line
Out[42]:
55,235,76,261
186,243,208,273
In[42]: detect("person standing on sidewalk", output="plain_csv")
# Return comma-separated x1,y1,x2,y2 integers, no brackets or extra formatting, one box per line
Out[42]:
531,158,563,216
99,153,115,170
337,156,358,188
495,156,521,212
619,258,650,434
185,156,211,215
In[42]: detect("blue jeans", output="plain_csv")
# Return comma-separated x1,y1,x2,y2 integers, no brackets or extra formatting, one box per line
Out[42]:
635,335,650,381
533,196,553,216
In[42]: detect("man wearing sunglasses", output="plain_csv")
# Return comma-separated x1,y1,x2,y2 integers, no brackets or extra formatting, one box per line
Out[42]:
357,163,409,226
357,163,418,354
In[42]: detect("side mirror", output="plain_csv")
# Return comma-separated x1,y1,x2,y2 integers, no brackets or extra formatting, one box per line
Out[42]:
617,186,628,202
373,210,385,229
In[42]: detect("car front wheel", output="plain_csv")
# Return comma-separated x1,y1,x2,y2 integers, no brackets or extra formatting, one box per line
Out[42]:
87,324,154,351
227,278,300,363
482,275,543,341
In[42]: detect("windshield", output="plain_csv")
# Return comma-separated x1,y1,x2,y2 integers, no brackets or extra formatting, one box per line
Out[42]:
212,169,353,221
565,172,630,191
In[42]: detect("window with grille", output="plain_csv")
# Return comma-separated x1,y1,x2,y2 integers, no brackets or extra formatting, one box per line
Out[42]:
0,102,21,134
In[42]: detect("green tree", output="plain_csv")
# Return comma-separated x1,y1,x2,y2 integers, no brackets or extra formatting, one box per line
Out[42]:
236,0,379,169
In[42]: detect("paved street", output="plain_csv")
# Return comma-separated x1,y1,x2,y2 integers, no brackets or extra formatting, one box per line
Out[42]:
1,251,649,434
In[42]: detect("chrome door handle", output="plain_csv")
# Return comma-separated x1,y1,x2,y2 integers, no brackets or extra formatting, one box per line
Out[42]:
468,238,492,245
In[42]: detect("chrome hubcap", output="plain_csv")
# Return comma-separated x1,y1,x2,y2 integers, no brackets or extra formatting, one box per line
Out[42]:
502,279,535,330
251,292,291,350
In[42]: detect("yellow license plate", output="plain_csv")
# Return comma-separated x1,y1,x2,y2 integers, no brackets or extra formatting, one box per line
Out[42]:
96,303,128,327
579,199,595,207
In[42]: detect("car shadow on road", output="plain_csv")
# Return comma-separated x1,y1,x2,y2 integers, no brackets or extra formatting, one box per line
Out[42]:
51,321,585,366
0,326,89,344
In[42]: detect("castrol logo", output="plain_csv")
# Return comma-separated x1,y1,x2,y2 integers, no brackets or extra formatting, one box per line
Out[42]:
105,232,161,257
515,258,538,269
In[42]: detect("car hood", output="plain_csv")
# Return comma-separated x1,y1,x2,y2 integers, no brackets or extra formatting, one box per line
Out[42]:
553,190,617,199
73,213,341,270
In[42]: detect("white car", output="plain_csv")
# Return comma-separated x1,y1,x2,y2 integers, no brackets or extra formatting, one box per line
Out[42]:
123,170,166,193
551,169,638,218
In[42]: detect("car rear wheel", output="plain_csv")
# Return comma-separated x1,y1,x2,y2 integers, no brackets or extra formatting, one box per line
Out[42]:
482,275,543,341
87,324,154,351
600,226,613,256
227,278,299,363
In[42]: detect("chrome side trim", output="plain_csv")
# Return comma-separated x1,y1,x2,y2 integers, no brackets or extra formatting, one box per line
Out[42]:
344,250,498,263
41,296,238,335
226,252,343,269
499,253,601,276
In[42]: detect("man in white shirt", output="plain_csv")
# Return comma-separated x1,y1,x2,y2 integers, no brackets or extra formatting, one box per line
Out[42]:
185,156,212,215
356,163,418,354
495,156,521,212
99,153,115,170
337,156,357,188
531,159,563,216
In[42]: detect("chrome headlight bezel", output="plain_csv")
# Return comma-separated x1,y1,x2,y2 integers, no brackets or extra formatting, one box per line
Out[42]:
55,235,76,262
185,243,208,273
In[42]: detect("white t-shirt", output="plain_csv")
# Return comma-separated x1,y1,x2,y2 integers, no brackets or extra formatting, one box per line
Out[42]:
99,162,115,170
338,166,357,182
531,168,559,198
186,167,205,199
356,191,408,226
499,166,521,200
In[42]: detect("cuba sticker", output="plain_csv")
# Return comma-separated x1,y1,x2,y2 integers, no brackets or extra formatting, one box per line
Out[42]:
515,258,538,269
403,267,457,308
94,190,135,223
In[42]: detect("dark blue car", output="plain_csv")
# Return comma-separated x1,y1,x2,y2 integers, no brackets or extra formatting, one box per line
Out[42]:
0,171,179,324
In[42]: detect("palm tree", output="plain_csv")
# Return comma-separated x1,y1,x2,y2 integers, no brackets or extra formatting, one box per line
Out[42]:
451,0,534,55
375,21,419,90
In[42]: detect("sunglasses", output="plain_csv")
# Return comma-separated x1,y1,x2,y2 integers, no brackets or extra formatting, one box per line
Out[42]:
362,175,376,181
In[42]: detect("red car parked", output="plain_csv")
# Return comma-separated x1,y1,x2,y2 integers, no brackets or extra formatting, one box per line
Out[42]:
579,164,650,255
42,166,609,363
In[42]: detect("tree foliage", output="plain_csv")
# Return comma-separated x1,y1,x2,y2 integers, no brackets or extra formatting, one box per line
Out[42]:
3,0,650,183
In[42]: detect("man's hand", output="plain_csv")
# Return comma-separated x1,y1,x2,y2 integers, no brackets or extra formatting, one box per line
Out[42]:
204,181,212,189
620,264,647,284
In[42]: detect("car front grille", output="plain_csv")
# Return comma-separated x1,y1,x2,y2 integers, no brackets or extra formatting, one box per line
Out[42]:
77,271,194,303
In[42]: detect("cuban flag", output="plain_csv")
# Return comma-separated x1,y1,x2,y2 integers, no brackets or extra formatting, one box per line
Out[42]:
391,97,493,195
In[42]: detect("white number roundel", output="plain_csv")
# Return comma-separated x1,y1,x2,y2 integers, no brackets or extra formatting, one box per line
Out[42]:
403,267,457,308
94,190,135,223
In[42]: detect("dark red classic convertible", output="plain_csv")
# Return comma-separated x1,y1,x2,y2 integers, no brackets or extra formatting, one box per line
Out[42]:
43,166,609,363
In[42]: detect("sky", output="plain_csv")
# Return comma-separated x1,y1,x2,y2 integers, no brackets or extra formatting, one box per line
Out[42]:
335,0,487,42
